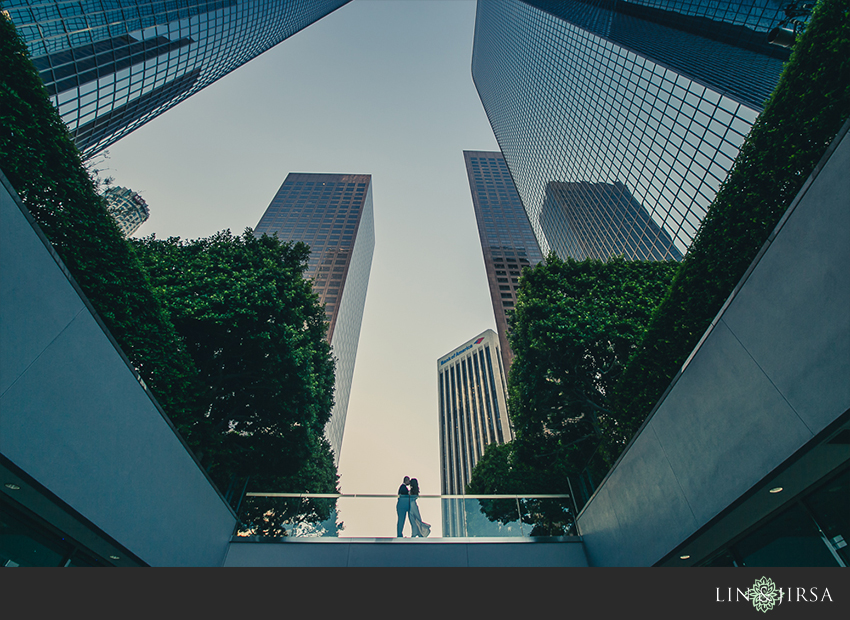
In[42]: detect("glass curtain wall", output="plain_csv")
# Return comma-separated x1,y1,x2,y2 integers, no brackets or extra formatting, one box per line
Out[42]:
471,0,788,260
5,0,350,157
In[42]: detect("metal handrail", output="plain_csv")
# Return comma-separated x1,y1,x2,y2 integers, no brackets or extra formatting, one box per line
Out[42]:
245,493,570,499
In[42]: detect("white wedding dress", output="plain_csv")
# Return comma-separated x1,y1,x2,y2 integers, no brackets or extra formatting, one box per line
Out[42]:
408,495,431,537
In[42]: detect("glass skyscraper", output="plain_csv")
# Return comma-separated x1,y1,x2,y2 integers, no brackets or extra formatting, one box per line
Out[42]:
255,172,374,465
4,0,350,157
463,151,543,373
103,184,149,236
471,0,789,261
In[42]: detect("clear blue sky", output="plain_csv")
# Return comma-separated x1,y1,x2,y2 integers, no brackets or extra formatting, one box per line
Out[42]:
103,0,501,534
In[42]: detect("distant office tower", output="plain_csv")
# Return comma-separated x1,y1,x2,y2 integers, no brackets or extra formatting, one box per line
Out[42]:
102,185,149,236
464,151,543,373
438,329,513,537
255,173,374,465
438,329,512,497
472,0,790,261
539,180,682,261
5,0,350,157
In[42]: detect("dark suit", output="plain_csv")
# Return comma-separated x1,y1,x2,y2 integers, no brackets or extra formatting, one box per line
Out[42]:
396,484,410,537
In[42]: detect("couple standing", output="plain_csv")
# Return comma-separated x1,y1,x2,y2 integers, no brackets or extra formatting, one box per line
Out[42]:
396,476,430,538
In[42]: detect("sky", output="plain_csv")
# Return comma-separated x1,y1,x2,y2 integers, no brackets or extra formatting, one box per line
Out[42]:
101,0,502,535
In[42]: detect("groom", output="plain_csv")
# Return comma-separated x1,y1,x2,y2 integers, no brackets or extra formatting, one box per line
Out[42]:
396,476,411,537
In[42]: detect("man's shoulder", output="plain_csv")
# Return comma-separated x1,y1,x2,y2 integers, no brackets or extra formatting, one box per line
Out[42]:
398,485,409,495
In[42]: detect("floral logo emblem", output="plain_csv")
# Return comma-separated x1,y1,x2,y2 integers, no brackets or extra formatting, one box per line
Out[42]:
746,577,784,613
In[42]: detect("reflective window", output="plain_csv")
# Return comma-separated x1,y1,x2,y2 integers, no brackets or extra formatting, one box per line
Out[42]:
6,0,349,156
471,0,783,261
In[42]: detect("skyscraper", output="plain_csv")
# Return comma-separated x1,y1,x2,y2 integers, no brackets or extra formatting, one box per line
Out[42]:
539,180,682,261
463,150,543,373
255,172,374,465
471,0,790,261
5,0,350,157
437,329,511,497
103,185,149,236
438,329,512,537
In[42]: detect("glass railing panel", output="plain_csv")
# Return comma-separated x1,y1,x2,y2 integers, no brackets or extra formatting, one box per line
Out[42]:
235,494,575,539
236,494,343,537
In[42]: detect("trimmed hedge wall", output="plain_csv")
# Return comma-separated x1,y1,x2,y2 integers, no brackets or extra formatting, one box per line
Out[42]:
0,12,215,463
603,0,850,463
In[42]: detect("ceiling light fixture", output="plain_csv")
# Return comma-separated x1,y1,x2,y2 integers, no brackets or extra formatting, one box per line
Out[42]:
769,487,784,494
4,483,21,490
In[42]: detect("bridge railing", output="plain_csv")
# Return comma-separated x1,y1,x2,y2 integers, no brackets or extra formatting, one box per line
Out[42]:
234,493,576,539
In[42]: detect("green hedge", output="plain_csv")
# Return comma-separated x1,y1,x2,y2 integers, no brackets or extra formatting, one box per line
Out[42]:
0,12,214,461
604,0,850,463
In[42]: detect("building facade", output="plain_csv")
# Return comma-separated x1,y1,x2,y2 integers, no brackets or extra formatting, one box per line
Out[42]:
103,185,149,236
438,329,512,497
464,151,544,374
471,0,790,261
5,0,350,157
254,172,374,464
438,329,513,537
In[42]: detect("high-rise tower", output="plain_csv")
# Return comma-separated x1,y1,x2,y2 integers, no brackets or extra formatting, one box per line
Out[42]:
255,172,374,465
103,185,149,237
437,329,511,498
471,0,790,261
463,151,543,374
5,0,350,157
438,329,513,537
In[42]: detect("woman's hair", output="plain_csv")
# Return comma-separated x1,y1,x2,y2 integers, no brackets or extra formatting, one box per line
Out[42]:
409,478,420,495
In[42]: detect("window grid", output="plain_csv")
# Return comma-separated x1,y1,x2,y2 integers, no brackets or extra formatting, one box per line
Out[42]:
6,0,349,157
472,0,777,261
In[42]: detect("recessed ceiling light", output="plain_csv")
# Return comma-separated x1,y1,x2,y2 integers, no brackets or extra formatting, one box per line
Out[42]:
109,555,121,560
769,487,784,494
679,554,691,560
4,483,21,490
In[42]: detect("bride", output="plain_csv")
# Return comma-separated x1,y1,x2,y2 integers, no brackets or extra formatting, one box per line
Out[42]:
408,478,431,537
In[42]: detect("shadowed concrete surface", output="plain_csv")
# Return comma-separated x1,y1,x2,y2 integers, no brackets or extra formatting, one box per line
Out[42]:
0,170,237,566
224,537,589,567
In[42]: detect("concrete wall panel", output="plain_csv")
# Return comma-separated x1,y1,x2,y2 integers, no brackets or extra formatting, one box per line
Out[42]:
0,172,236,566
720,134,850,430
224,539,589,567
648,321,812,525
0,188,85,395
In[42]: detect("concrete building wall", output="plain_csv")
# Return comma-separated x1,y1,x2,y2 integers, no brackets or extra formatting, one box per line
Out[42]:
224,538,588,567
0,170,236,566
576,124,850,566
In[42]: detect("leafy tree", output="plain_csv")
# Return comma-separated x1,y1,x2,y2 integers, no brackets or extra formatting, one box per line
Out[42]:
467,255,677,516
131,230,339,496
507,255,677,479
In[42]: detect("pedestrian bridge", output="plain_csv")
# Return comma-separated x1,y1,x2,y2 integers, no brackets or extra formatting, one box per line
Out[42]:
223,493,589,567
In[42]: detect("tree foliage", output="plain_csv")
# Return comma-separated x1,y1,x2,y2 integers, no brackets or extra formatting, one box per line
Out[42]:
605,0,850,464
468,255,678,501
131,230,339,495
